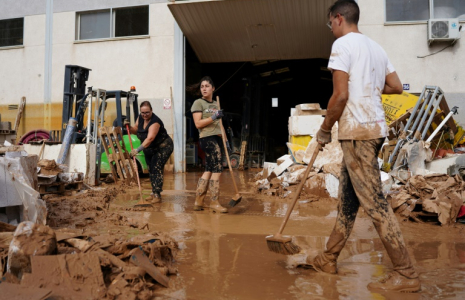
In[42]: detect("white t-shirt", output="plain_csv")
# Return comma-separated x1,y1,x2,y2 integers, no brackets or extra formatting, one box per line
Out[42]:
328,32,394,140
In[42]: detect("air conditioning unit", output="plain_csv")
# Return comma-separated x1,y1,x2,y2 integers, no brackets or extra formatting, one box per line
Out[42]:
428,18,461,44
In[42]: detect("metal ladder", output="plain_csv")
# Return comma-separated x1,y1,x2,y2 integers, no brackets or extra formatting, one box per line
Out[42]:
388,86,457,165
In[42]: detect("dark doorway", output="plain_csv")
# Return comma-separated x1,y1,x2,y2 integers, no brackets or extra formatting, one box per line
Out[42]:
185,40,333,168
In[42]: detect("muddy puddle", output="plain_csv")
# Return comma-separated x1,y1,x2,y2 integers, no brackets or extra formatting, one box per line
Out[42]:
105,171,465,299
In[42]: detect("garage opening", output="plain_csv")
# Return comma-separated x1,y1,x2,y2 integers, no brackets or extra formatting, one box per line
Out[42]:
185,41,333,170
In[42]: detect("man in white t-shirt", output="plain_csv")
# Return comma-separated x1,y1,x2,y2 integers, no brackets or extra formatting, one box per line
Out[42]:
312,0,420,293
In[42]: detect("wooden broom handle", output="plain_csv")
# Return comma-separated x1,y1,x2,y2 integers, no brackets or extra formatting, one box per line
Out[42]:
277,143,321,234
217,96,240,194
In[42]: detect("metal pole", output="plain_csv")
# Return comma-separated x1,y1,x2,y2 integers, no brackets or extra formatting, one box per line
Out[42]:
421,93,444,139
44,0,53,129
173,21,186,173
414,87,439,137
426,106,459,143
409,89,433,137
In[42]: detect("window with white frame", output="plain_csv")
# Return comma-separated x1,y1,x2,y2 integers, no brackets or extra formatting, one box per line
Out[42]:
0,18,24,47
386,0,465,22
77,6,149,40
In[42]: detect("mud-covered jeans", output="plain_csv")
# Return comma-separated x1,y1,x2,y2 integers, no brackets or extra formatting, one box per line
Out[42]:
323,138,418,279
143,136,174,194
199,135,224,173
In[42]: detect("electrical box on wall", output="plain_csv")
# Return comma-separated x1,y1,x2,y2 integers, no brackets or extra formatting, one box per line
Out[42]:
428,18,461,45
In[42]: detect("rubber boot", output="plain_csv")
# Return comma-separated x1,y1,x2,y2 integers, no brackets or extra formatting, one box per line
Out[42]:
146,193,161,204
208,179,228,213
367,271,420,293
194,178,208,211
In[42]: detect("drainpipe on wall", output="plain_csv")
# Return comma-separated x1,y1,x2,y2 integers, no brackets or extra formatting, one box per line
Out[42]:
173,21,186,173
44,0,53,130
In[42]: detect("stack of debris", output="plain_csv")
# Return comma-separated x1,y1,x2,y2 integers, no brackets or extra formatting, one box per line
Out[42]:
388,174,465,225
37,159,84,195
255,109,341,200
0,221,178,299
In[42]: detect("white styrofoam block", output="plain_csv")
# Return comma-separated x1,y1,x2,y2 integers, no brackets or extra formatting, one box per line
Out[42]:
288,115,324,136
269,157,294,179
262,162,278,178
325,173,339,198
277,154,291,165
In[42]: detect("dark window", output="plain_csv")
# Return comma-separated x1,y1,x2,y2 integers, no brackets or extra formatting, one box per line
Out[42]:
79,10,111,40
434,0,465,20
386,0,429,22
386,0,465,22
77,6,149,41
0,18,24,47
115,6,149,37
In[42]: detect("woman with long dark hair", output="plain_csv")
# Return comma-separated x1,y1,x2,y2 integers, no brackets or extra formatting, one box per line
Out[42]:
188,76,228,213
125,101,173,203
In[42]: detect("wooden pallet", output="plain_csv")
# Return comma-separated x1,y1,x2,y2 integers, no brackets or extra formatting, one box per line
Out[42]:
99,126,136,184
39,181,83,195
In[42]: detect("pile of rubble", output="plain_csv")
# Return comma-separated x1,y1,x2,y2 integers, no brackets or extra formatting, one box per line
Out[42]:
0,221,178,299
255,94,465,226
255,125,341,200
37,158,84,195
388,174,465,225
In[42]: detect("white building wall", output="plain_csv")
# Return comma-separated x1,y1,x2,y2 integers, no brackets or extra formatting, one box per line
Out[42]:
359,0,464,124
0,2,176,133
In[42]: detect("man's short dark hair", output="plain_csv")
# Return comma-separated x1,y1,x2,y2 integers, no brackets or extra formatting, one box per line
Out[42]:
328,0,360,25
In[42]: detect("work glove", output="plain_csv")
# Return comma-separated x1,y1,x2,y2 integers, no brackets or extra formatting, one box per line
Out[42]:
130,149,139,157
316,127,332,145
123,119,130,126
211,109,224,120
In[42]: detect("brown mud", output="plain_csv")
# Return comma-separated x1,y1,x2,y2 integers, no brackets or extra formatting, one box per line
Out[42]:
2,170,465,299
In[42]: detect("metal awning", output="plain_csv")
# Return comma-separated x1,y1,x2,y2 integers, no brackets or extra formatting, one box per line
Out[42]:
168,0,335,63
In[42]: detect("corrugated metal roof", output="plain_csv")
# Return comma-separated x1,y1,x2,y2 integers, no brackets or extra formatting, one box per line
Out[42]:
169,0,335,63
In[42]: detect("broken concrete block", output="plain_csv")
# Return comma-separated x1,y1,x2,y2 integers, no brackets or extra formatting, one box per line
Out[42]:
288,115,324,136
268,156,294,181
303,137,343,171
295,104,327,116
7,221,57,279
304,173,329,197
277,154,292,166
262,162,277,178
425,154,465,176
325,174,339,198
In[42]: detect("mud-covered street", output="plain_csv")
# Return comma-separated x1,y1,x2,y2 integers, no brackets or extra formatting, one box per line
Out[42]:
101,171,465,300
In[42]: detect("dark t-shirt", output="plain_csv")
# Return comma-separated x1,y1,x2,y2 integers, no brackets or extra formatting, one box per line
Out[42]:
137,113,168,149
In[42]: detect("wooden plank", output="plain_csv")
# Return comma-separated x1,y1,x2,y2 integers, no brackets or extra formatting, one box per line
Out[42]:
238,141,247,171
99,127,121,183
110,127,135,184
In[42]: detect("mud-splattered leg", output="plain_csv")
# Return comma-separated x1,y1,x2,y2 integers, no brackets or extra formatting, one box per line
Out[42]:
194,178,209,211
320,139,417,278
313,151,359,273
209,179,227,213
144,138,174,200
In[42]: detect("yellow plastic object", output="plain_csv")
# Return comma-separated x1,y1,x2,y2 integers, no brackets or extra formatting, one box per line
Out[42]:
286,142,307,164
382,92,465,146
382,92,419,124
289,135,312,148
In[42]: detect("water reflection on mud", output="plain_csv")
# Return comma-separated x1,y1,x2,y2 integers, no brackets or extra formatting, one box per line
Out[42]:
114,171,465,299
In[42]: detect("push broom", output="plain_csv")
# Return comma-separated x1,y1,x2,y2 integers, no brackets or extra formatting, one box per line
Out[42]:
126,124,153,208
216,96,242,207
266,143,322,255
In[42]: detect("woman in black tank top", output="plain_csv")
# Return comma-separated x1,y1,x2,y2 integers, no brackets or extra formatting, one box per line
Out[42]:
126,101,173,203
